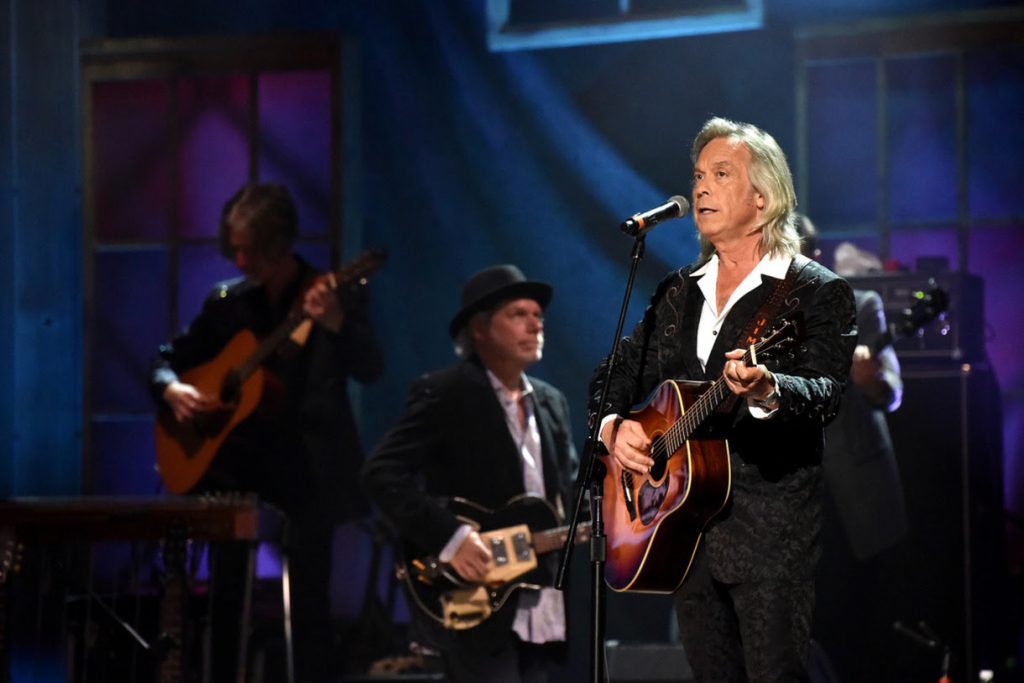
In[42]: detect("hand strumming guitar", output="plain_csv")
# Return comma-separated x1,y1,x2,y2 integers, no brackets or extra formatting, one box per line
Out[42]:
450,530,493,583
601,417,653,477
163,381,216,423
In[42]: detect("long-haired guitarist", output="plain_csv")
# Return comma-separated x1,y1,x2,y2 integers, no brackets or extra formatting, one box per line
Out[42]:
588,118,857,683
361,264,578,683
149,183,383,682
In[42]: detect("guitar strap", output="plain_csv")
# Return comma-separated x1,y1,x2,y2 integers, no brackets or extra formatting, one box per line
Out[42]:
735,254,807,349
714,254,806,414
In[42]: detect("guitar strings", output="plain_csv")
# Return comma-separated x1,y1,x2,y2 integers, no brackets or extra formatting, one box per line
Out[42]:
646,345,756,467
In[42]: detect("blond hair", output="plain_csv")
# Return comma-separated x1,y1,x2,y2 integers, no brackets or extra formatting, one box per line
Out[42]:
691,117,800,262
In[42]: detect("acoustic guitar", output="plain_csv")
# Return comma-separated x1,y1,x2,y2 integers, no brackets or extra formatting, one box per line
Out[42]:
602,285,949,594
602,318,799,594
398,495,591,630
154,248,387,494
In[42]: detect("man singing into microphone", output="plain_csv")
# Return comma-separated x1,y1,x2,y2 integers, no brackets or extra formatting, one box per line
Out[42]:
590,117,856,682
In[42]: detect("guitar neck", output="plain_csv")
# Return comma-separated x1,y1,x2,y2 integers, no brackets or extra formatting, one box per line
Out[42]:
660,344,759,456
236,308,308,381
532,527,568,556
531,522,590,556
230,249,387,384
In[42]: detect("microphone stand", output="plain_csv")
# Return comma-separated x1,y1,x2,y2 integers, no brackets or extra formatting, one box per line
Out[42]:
557,233,648,683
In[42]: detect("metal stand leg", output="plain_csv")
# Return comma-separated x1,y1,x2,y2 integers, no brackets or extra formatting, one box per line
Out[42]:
236,544,256,683
280,553,294,683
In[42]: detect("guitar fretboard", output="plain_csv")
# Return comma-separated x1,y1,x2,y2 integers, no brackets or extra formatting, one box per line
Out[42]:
649,319,795,464
231,249,386,385
531,522,590,555
651,347,752,463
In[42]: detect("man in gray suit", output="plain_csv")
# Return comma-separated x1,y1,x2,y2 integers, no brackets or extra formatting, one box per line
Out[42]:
798,215,908,681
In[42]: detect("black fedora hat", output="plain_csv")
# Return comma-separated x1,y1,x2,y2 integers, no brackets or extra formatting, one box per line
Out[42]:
449,264,552,338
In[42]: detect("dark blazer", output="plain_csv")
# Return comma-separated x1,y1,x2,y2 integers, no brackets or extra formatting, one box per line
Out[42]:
361,355,577,650
822,289,908,560
589,255,856,583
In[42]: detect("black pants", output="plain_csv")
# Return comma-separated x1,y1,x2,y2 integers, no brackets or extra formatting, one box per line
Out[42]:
442,638,560,683
412,611,562,683
200,437,336,683
674,550,814,683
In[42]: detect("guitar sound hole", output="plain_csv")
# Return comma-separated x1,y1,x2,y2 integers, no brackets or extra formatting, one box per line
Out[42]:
649,445,667,481
193,410,231,438
221,370,241,404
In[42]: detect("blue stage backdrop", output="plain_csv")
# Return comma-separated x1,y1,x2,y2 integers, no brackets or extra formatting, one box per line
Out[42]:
2,0,1023,679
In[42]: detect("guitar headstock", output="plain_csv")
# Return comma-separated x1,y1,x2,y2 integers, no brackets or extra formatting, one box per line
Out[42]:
334,247,389,287
747,315,803,366
892,284,949,339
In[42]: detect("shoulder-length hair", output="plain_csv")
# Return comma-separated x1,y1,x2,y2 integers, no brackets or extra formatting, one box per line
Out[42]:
218,183,298,261
691,117,801,263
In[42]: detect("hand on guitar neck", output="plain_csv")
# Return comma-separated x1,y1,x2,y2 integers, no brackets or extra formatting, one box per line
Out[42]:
300,272,345,334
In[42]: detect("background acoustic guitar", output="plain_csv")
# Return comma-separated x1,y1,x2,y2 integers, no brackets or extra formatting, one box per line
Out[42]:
154,248,387,494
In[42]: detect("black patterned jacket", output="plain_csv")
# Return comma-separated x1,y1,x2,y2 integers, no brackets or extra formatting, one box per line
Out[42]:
588,255,856,582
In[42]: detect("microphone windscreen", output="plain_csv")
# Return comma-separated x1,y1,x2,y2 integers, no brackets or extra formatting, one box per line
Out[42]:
668,195,690,217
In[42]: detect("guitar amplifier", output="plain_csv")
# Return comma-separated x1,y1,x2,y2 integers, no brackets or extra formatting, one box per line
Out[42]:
845,271,984,363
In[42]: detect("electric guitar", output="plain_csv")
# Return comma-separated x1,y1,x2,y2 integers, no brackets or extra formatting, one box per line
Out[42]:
875,284,949,354
398,495,591,630
602,319,800,594
154,248,387,494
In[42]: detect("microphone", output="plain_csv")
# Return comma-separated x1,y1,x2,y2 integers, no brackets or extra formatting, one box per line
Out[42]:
620,195,690,237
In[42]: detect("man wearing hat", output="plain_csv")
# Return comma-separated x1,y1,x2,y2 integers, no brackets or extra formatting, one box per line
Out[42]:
362,264,577,682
